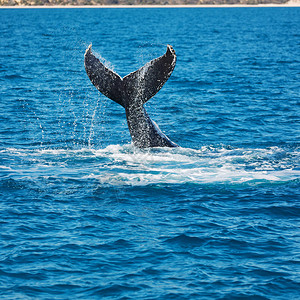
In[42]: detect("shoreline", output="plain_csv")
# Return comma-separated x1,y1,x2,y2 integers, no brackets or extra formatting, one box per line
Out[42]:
1,2,300,8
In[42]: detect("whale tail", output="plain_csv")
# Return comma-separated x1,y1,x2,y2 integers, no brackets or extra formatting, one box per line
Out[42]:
84,44,178,148
84,44,176,108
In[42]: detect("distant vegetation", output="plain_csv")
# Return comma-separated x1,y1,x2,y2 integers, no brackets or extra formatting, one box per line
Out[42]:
0,0,289,6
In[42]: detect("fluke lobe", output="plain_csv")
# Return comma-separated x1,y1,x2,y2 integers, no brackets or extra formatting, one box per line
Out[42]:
84,44,178,148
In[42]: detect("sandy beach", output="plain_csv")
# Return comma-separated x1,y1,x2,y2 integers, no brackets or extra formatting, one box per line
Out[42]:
1,1,300,8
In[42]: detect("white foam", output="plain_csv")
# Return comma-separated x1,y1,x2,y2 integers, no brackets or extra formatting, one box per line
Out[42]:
1,145,299,186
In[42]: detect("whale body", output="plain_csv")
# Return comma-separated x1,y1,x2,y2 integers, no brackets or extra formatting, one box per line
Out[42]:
84,44,178,148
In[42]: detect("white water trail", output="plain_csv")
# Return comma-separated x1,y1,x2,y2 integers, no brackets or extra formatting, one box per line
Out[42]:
1,145,299,186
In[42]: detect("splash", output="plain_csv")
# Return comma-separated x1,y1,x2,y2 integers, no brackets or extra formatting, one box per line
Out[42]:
1,145,299,186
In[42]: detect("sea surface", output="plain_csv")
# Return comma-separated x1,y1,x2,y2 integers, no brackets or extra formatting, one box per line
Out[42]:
0,7,300,299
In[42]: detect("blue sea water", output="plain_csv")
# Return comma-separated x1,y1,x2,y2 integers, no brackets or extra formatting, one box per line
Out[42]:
0,6,300,299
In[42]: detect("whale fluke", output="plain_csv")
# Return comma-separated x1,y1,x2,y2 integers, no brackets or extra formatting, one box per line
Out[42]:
123,45,176,106
84,44,178,148
84,45,124,107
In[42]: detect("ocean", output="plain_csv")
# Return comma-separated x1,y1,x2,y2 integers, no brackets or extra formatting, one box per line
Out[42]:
0,7,299,299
